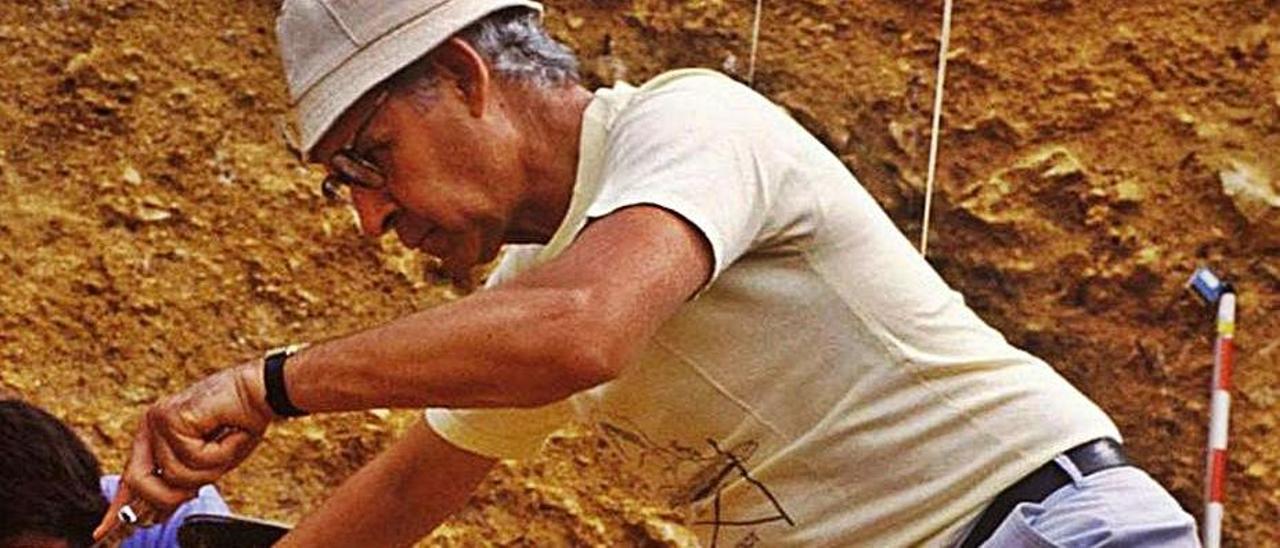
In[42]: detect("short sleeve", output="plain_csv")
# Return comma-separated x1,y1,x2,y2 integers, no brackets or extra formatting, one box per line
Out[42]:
585,79,774,285
423,245,573,460
480,244,542,289
424,402,573,459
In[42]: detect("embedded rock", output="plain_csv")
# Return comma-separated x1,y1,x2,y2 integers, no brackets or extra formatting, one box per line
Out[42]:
1220,160,1280,247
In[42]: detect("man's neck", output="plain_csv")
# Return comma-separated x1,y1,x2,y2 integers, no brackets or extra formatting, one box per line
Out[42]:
504,82,595,244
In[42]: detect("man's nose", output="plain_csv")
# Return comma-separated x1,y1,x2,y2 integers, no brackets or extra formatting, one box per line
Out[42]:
350,189,399,238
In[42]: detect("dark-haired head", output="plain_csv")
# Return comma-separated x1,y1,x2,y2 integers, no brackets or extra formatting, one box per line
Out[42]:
0,400,106,548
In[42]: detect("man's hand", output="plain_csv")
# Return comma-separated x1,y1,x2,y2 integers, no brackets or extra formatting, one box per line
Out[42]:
93,362,274,540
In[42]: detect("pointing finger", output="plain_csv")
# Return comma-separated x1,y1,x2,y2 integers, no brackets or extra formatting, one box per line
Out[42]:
92,476,131,541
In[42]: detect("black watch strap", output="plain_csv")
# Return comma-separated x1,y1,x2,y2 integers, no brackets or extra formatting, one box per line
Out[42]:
263,344,308,418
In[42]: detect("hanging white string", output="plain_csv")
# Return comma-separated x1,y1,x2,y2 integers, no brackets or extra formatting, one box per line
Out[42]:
919,0,955,256
747,0,764,84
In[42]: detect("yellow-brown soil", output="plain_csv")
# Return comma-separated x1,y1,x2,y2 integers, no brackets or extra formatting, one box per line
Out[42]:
1,0,1276,545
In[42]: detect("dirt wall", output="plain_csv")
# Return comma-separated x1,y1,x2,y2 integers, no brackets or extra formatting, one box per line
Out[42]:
1,0,1276,545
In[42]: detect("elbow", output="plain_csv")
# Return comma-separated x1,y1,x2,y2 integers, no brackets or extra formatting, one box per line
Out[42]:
555,338,622,395
537,289,626,399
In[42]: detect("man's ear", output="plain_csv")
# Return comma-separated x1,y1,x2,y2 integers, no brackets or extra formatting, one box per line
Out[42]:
430,37,491,118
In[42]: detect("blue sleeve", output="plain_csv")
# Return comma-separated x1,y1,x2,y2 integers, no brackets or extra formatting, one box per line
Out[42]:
101,476,232,548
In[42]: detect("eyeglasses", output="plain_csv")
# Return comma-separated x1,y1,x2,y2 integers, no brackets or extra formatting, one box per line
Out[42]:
280,90,390,202
321,90,391,201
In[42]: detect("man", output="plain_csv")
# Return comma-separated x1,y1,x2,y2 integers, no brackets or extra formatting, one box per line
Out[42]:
97,1,1198,546
0,398,229,548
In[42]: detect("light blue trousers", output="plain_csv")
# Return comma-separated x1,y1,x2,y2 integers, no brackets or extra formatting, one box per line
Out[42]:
980,455,1199,547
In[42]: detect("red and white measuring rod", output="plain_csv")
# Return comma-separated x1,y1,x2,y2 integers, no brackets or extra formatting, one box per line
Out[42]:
1203,289,1235,548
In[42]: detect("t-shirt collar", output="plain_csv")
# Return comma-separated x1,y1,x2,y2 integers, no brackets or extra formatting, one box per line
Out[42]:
535,82,639,263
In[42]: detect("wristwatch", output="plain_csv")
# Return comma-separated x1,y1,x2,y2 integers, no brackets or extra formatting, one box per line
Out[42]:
262,343,309,418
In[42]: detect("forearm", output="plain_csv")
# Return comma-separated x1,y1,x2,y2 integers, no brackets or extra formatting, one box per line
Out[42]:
285,284,614,414
279,419,495,547
273,206,708,416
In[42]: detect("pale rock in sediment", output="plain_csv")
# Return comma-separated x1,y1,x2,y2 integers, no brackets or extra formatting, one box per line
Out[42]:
957,145,1086,226
122,165,142,186
722,52,739,75
1114,180,1145,204
641,516,701,547
1219,160,1280,246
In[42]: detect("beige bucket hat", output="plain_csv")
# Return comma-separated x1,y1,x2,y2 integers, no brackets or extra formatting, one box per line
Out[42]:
278,0,544,155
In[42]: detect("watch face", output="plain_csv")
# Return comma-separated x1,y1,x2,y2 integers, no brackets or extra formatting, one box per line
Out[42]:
177,514,290,548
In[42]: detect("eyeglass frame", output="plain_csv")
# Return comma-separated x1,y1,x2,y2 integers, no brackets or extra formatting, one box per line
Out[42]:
280,89,391,202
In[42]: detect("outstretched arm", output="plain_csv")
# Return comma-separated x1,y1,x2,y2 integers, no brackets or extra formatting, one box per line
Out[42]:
279,419,496,547
282,204,713,411
96,205,713,539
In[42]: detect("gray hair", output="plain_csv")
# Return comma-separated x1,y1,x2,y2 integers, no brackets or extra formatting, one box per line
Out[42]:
390,7,579,96
460,8,580,86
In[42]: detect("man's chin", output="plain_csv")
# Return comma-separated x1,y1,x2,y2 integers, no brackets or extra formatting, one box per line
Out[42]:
447,264,486,292
427,254,483,292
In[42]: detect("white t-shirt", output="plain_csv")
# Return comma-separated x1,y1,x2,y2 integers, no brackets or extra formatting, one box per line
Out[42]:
426,69,1119,547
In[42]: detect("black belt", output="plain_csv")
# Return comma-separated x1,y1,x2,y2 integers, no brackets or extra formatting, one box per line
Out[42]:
959,438,1131,548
